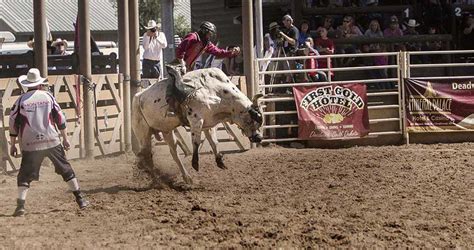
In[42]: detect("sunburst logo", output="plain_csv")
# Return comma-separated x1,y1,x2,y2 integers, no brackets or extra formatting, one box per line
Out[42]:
300,86,364,124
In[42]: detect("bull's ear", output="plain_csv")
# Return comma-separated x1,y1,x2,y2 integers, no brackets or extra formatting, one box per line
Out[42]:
252,93,264,107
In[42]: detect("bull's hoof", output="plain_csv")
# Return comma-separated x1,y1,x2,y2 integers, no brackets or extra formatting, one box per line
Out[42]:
216,156,226,169
192,161,199,171
183,174,193,185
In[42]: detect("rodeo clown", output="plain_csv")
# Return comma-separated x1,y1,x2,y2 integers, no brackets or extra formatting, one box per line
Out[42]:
9,68,89,217
166,21,241,116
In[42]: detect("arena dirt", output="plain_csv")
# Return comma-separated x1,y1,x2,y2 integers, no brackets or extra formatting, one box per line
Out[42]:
0,143,473,248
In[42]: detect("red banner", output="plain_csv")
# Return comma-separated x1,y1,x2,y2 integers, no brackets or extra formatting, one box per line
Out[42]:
404,79,474,131
293,83,370,140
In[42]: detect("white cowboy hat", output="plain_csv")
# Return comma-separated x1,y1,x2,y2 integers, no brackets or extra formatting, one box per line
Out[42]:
145,20,161,30
51,38,68,48
405,19,420,28
18,68,47,88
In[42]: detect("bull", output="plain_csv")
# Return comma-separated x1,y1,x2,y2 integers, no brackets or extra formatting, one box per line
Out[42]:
132,67,263,184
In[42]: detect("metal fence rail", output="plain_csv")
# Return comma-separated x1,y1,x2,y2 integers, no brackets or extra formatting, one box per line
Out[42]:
255,49,474,144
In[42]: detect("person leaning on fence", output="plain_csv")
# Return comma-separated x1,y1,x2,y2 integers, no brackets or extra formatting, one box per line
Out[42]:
9,68,89,217
314,27,335,79
142,19,168,79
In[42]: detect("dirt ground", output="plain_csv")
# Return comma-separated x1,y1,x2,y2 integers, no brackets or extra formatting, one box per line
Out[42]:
0,143,473,248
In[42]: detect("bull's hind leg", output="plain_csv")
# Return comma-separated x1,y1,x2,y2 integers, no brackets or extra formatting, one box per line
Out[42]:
204,127,226,169
162,131,193,185
131,105,154,179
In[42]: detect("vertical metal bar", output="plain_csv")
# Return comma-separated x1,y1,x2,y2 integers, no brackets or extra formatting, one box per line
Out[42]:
118,0,131,152
400,51,409,145
78,0,94,158
243,0,255,97
128,0,140,151
33,0,47,76
255,0,263,59
396,53,404,139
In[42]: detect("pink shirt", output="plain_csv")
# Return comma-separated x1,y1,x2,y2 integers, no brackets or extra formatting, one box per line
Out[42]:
9,90,66,151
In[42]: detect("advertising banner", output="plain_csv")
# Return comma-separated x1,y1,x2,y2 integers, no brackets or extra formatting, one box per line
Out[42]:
404,79,474,131
293,83,369,140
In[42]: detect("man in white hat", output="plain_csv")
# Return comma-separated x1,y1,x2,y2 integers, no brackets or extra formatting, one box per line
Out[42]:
51,38,70,55
9,68,89,216
142,19,167,79
403,19,421,51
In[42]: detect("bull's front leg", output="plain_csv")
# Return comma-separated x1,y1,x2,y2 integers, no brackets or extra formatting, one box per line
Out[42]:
204,127,225,169
189,116,204,171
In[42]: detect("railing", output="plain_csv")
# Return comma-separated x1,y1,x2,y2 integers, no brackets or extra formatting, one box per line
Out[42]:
255,49,474,144
0,53,118,78
256,51,403,143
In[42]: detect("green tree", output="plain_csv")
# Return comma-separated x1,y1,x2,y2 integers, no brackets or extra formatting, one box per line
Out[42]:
138,0,161,34
174,14,191,38
110,0,190,36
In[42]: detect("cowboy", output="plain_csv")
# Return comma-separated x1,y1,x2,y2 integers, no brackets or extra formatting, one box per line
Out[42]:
166,21,240,116
51,38,70,55
9,68,89,217
142,19,167,79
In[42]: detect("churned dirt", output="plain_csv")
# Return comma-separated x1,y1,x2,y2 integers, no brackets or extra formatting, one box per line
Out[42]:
0,143,473,248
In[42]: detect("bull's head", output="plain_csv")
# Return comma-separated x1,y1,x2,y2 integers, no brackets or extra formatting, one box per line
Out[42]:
234,94,264,143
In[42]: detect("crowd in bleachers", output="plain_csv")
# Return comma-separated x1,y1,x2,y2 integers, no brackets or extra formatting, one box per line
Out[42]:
261,0,474,89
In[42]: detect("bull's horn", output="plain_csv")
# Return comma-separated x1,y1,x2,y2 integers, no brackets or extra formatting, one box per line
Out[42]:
252,93,264,106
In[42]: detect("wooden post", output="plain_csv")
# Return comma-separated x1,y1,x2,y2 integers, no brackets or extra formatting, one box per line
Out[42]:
129,0,141,151
33,0,47,76
118,0,132,152
291,0,303,26
78,0,94,158
161,0,175,63
242,0,255,97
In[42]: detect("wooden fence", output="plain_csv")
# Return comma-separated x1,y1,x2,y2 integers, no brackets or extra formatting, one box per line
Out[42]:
0,74,124,172
0,53,118,78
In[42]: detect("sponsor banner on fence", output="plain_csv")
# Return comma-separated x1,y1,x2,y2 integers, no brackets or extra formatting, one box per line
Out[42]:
293,83,369,140
404,79,474,131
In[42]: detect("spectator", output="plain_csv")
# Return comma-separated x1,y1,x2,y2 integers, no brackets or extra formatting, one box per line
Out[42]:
318,16,337,38
174,34,182,48
365,19,383,38
461,14,474,50
422,26,443,63
315,27,335,78
403,19,422,51
281,14,300,55
142,19,167,79
51,38,70,55
9,68,89,217
336,15,363,39
303,37,327,82
365,19,383,52
298,20,311,47
336,15,362,65
372,44,391,89
383,15,404,51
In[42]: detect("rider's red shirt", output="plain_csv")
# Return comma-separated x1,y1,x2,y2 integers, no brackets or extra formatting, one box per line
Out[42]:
176,32,234,70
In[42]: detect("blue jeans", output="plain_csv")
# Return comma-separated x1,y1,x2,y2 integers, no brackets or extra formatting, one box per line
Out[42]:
142,59,161,78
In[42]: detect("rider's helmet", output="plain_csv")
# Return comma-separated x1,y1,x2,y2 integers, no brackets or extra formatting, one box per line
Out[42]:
198,21,216,41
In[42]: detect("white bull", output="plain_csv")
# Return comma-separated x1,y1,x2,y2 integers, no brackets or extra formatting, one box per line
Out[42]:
132,68,263,184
